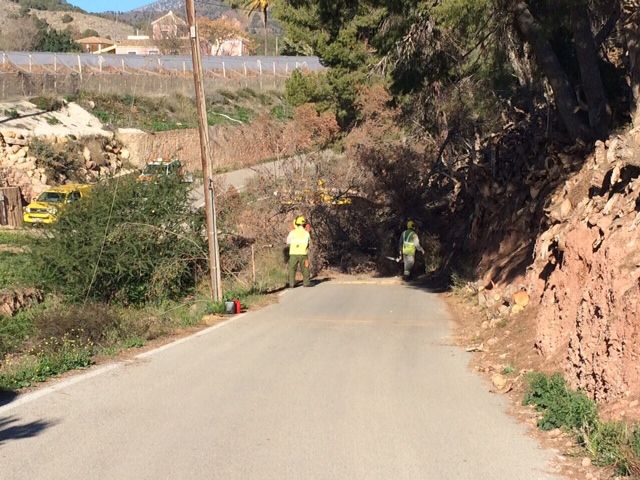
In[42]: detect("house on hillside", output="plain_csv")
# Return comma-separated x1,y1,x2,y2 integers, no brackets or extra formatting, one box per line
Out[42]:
211,37,248,56
77,36,115,54
151,11,188,40
115,36,160,55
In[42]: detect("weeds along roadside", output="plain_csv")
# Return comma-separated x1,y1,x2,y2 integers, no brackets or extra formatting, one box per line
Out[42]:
449,279,640,478
0,176,287,393
524,372,640,477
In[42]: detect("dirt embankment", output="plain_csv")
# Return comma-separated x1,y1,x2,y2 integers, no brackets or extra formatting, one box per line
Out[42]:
117,105,339,173
470,127,640,407
527,132,640,403
117,124,289,173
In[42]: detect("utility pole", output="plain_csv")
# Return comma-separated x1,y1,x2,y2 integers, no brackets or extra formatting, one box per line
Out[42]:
186,0,223,302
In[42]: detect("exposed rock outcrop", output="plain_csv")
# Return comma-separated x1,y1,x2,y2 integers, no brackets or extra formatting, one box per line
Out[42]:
528,134,640,402
0,132,128,201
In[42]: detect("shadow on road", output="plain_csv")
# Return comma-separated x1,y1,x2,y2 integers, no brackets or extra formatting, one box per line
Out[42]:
405,273,452,294
0,390,18,407
266,277,332,293
0,415,56,445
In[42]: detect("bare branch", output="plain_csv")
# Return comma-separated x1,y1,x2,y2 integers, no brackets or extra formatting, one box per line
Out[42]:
595,2,622,46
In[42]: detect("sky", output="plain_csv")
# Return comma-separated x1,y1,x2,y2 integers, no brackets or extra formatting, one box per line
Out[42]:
68,0,153,13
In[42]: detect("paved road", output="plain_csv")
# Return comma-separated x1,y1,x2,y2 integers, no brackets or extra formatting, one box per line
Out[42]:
0,281,559,479
191,156,319,208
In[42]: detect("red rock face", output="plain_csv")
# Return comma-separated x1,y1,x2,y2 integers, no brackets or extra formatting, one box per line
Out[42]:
529,136,640,402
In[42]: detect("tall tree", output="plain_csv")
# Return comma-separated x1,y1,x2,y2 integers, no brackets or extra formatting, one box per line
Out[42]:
244,0,270,55
512,2,595,141
275,0,632,142
569,2,611,137
198,17,250,55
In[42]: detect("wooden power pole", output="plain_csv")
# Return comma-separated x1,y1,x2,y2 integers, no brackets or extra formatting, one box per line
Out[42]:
185,0,223,302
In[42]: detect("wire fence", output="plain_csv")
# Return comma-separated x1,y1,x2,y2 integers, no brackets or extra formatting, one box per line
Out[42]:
0,52,323,100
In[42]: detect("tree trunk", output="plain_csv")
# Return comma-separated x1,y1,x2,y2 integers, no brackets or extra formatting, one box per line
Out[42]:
263,9,268,56
626,11,640,127
570,4,611,138
514,2,595,142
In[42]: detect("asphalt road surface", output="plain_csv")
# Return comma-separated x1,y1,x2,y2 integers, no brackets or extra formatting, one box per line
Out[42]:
0,281,559,480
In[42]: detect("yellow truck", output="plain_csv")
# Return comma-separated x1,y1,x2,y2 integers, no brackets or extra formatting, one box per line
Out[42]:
23,184,92,225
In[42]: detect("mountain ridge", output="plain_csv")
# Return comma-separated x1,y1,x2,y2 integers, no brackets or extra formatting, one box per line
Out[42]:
101,0,280,34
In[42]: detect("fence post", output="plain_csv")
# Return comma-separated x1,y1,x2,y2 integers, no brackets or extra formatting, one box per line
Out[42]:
183,61,186,76
29,54,32,73
243,61,247,77
251,245,256,285
121,58,126,73
99,56,103,73
222,61,226,78
272,61,276,77
53,54,57,93
77,55,83,81
1,53,5,67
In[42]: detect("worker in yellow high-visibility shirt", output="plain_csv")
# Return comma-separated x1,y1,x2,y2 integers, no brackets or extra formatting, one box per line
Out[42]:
286,215,311,288
399,220,425,279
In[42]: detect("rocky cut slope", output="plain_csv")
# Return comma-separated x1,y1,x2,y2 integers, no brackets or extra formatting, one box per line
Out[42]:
527,130,640,402
0,100,129,201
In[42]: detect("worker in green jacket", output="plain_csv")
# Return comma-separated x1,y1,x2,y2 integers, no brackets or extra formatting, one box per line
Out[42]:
399,220,425,279
286,215,311,288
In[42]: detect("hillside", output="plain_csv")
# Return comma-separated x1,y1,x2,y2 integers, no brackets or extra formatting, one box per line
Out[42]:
6,0,78,11
0,0,135,42
101,0,281,35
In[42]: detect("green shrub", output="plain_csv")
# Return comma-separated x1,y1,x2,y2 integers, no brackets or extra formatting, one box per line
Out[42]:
32,176,206,305
631,426,640,458
3,108,19,119
81,28,99,38
0,309,35,359
0,229,36,290
285,70,333,111
523,373,640,476
271,104,294,121
33,25,80,53
31,95,64,112
584,421,629,472
205,301,226,315
523,372,598,431
0,251,34,289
